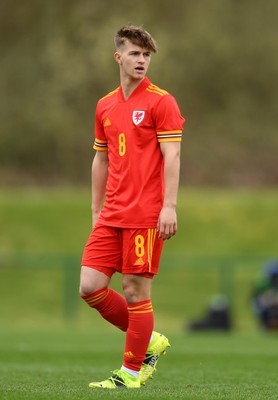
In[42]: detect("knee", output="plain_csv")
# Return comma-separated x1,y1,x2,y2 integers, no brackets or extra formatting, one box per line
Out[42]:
122,275,152,304
79,266,110,297
122,285,138,304
79,277,106,297
79,281,94,297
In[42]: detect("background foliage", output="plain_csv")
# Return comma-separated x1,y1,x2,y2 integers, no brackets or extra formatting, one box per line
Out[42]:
1,0,277,186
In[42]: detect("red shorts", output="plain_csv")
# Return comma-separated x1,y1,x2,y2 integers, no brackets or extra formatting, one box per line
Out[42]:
81,224,164,278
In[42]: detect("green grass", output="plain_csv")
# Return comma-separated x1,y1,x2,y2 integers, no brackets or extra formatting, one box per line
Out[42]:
1,329,278,400
0,187,278,399
0,187,278,255
0,187,277,330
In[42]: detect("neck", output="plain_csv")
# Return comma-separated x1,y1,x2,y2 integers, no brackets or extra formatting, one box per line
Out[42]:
121,76,144,100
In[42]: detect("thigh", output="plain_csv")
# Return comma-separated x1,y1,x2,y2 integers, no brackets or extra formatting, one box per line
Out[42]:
121,228,164,276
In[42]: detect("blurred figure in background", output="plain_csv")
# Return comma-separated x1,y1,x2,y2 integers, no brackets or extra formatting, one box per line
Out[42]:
251,259,278,331
188,293,232,332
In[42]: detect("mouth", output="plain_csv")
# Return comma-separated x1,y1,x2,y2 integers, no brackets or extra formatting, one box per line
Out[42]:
135,66,145,72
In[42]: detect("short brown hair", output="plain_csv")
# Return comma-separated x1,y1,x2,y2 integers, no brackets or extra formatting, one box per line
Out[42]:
114,25,158,53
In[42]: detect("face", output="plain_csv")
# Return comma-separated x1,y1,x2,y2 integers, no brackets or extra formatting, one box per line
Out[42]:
114,40,151,81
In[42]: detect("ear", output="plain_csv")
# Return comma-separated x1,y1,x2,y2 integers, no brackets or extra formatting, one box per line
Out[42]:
114,51,122,65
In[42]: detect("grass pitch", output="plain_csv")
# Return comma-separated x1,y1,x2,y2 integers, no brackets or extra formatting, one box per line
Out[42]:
1,187,278,399
1,329,278,400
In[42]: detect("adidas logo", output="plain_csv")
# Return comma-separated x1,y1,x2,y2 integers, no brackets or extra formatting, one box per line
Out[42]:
134,257,144,266
104,118,111,127
124,351,135,359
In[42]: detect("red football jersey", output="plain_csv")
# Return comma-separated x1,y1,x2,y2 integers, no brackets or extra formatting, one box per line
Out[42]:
93,77,185,228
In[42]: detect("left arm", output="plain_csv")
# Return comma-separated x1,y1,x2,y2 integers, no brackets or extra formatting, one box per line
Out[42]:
157,141,181,240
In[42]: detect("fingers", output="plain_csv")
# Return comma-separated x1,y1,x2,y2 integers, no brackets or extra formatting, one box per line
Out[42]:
157,221,177,240
157,207,178,240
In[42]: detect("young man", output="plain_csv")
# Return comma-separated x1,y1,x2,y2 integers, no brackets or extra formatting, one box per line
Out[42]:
80,24,185,389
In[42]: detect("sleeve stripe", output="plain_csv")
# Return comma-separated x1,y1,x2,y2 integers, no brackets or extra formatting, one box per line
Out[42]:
94,138,107,144
93,138,108,151
157,129,183,142
157,134,182,138
93,144,108,151
158,137,182,143
157,130,183,135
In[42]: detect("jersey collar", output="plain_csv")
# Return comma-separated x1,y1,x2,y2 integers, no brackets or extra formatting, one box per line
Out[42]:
118,77,150,102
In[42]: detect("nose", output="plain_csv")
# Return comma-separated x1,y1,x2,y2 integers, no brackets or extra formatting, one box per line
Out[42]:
138,53,145,63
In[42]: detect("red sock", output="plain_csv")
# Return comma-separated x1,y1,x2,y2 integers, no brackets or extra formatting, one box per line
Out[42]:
123,299,154,371
81,288,129,331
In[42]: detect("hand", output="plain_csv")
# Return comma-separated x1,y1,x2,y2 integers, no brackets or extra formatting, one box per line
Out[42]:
157,206,177,240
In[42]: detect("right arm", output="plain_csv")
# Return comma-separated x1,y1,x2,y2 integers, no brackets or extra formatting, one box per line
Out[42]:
91,150,109,227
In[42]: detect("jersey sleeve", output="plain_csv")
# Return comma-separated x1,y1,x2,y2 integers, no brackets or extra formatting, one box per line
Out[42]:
93,101,108,151
153,94,186,143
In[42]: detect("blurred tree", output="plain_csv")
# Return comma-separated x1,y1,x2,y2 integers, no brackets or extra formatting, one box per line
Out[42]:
0,0,277,186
